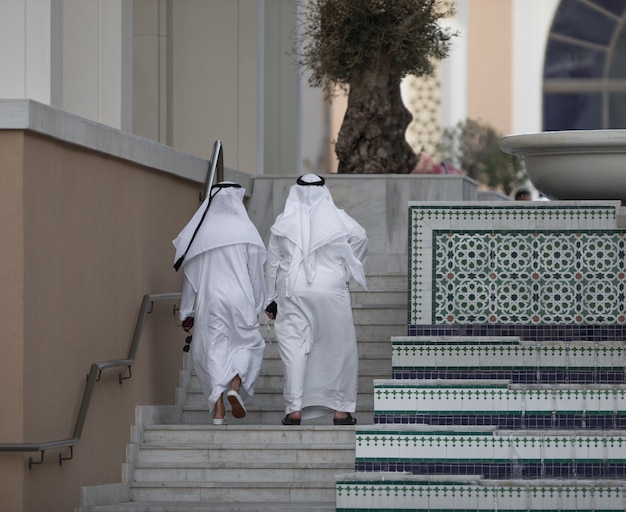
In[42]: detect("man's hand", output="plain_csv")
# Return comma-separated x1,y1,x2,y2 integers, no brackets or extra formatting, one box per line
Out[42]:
265,301,277,320
181,317,194,332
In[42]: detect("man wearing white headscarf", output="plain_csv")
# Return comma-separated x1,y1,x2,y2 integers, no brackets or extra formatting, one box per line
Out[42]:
265,174,368,425
172,182,267,424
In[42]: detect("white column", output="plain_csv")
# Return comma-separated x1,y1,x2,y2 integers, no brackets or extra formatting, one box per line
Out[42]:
0,0,62,104
63,0,132,129
512,0,559,134
441,0,469,131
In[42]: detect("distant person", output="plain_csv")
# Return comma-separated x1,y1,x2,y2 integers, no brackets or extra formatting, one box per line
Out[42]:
172,182,267,425
265,174,368,426
514,188,532,201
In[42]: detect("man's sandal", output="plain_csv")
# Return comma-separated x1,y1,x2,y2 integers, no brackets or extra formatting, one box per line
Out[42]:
333,413,357,425
281,414,301,425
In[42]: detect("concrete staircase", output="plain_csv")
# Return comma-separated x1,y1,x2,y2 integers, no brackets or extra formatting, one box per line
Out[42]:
76,273,407,512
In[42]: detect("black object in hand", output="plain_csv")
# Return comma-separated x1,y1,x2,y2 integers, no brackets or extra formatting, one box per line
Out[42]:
183,334,192,352
265,301,277,317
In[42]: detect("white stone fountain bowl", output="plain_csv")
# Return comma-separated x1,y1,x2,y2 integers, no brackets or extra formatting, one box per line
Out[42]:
500,130,626,200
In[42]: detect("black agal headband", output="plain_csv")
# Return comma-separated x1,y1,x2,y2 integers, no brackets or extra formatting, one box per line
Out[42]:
173,182,242,271
296,175,325,186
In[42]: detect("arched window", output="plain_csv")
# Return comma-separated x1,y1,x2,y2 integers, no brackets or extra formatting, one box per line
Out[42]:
544,0,626,130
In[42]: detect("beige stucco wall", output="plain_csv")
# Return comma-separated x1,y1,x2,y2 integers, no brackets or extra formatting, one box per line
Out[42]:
0,131,26,512
0,101,208,512
467,0,513,135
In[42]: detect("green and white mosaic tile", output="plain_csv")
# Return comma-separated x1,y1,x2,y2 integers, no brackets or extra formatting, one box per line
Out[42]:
391,338,626,371
355,425,626,463
336,476,626,511
408,202,621,324
374,380,626,418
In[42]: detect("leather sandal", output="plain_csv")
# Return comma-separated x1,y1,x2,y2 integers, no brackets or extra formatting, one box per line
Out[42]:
333,413,357,425
282,414,301,425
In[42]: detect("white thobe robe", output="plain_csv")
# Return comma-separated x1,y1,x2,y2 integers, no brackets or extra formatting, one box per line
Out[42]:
179,243,266,413
266,224,367,419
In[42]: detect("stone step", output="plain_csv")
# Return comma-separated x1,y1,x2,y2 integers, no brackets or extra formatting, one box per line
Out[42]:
185,377,383,403
132,462,351,484
350,273,407,292
88,502,335,512
141,424,355,444
78,273,408,512
352,306,407,325
260,339,393,359
351,290,407,306
180,401,375,426
129,481,336,503
356,323,407,341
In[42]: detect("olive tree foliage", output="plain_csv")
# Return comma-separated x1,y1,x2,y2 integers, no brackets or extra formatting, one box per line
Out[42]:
297,0,455,174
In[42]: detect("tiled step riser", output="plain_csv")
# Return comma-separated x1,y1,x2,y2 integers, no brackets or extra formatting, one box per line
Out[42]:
335,478,626,511
393,368,626,383
137,448,354,465
130,486,335,503
375,413,626,429
354,430,626,477
355,461,626,479
133,466,350,483
374,383,626,420
392,342,626,370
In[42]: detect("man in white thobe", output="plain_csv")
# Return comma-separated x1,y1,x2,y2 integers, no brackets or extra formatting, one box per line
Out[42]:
265,174,368,425
173,182,266,424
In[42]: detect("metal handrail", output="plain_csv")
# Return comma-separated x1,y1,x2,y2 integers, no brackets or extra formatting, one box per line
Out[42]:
0,292,180,469
202,140,224,201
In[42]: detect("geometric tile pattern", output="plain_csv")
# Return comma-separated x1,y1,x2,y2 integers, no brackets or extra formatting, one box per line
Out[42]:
433,231,626,324
336,478,626,511
408,202,620,324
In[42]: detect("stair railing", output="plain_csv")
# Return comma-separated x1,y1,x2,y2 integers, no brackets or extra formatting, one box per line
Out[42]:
202,139,224,201
0,292,181,469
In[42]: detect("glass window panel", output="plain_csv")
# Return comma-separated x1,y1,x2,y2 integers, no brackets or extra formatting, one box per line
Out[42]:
543,93,602,130
588,0,626,17
552,0,616,45
544,40,606,79
609,93,626,128
609,26,626,78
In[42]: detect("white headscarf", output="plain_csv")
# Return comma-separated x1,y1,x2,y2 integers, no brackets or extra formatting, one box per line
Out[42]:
172,182,265,270
270,174,367,295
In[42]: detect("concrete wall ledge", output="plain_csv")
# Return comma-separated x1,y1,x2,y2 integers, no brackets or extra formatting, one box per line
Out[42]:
0,99,208,184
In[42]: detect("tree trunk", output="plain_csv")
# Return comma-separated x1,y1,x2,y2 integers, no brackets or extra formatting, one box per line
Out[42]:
335,52,417,174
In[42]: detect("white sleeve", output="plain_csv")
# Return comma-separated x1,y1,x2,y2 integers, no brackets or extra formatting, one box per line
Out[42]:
265,233,281,304
247,245,267,314
179,273,196,321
